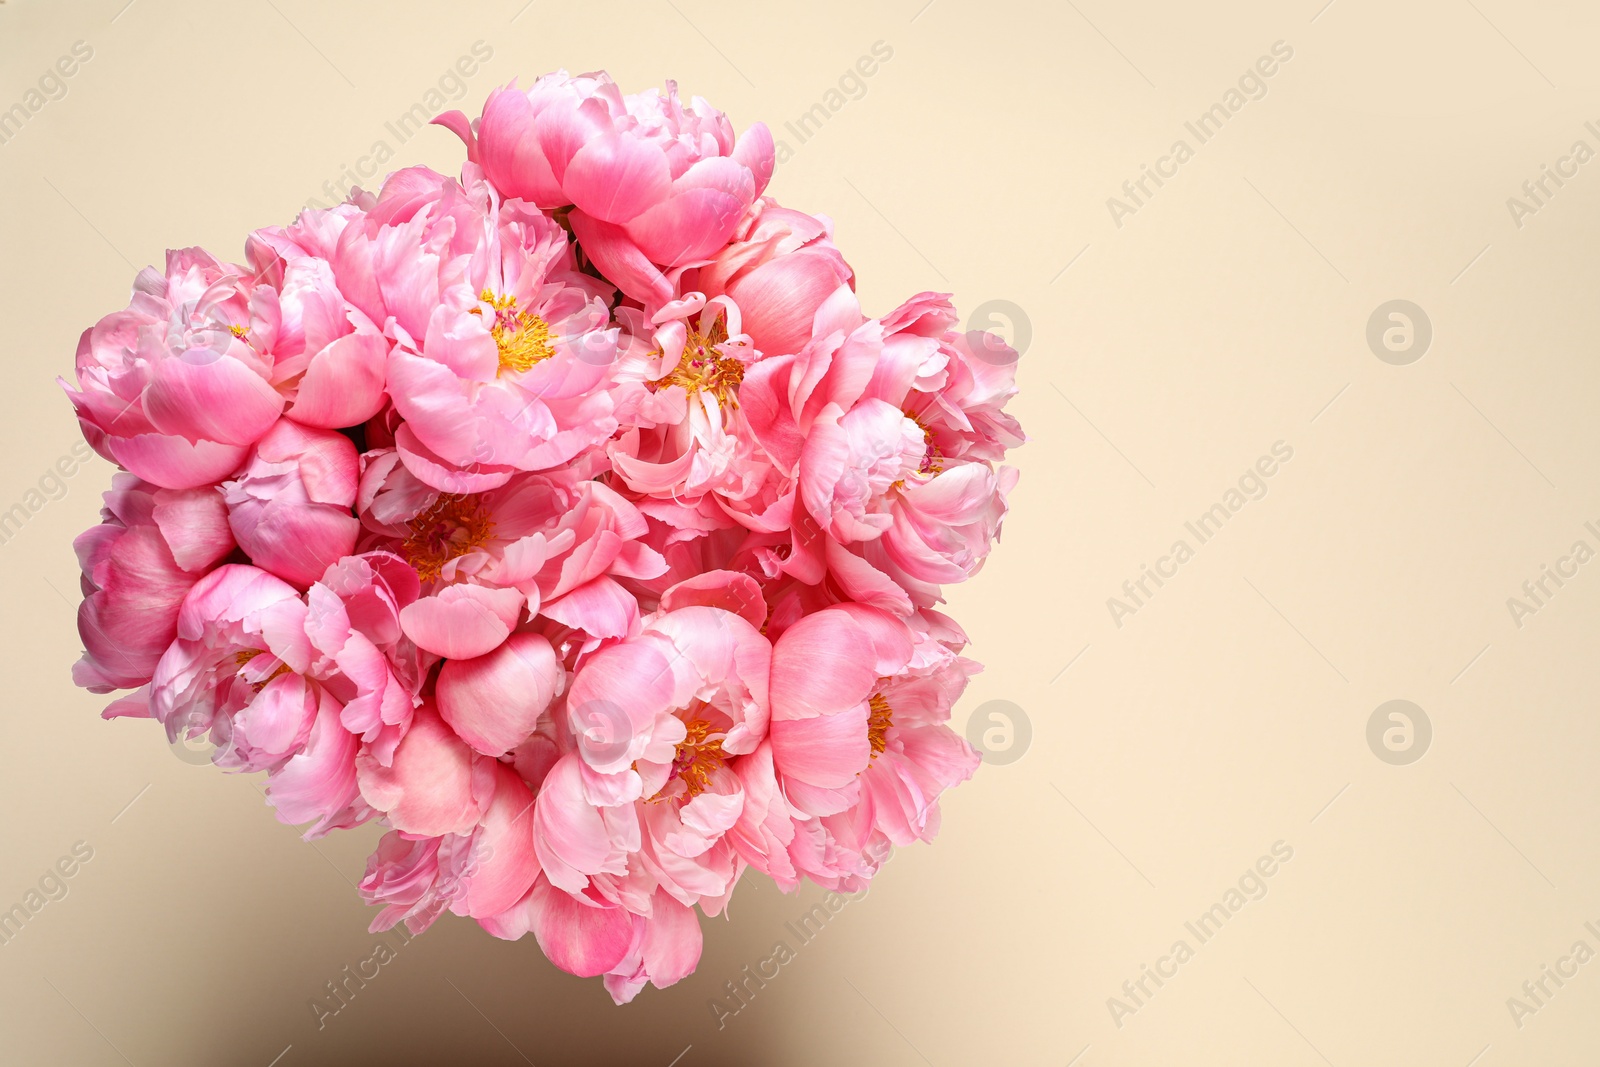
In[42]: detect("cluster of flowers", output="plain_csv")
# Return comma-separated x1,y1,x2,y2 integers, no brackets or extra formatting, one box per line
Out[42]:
63,71,1021,1002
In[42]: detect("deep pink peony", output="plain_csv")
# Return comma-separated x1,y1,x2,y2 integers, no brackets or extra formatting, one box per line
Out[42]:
65,67,1022,1005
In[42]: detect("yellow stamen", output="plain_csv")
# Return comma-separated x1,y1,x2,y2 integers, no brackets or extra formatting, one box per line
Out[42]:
229,324,250,339
472,289,557,375
652,718,726,800
867,692,894,759
652,315,745,405
401,494,495,582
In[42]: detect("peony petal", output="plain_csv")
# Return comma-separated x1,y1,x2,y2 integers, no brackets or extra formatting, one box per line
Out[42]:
107,433,247,490
143,354,285,446
526,878,634,978
436,632,562,756
567,211,673,309
626,186,744,267
769,608,881,721
398,584,525,660
769,703,871,788
562,132,671,224
289,329,389,429
457,764,540,919
355,706,487,836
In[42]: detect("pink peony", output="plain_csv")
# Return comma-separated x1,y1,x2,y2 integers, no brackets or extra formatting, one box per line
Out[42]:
242,204,392,430
73,473,234,695
62,249,285,489
693,197,854,358
222,418,361,588
438,72,775,308
64,67,1023,1007
374,169,622,491
147,565,369,835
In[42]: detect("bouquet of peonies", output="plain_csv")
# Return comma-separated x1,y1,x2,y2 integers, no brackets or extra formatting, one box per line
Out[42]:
63,70,1022,1002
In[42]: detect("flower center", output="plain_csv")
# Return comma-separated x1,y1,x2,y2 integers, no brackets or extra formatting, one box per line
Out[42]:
473,289,556,375
867,692,893,759
654,717,726,800
234,648,293,691
907,410,944,476
893,410,945,491
653,316,745,405
401,493,495,582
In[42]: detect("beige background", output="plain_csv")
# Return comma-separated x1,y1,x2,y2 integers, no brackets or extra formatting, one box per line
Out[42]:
2,0,1598,1063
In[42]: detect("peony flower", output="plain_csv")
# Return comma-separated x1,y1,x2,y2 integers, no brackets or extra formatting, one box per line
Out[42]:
377,169,622,492
528,606,769,911
846,644,981,847
357,455,667,654
242,203,392,429
605,294,784,524
740,286,1020,604
147,565,369,835
437,72,775,307
73,473,234,696
693,197,854,359
222,418,361,589
304,551,431,764
765,604,912,816
62,248,285,489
